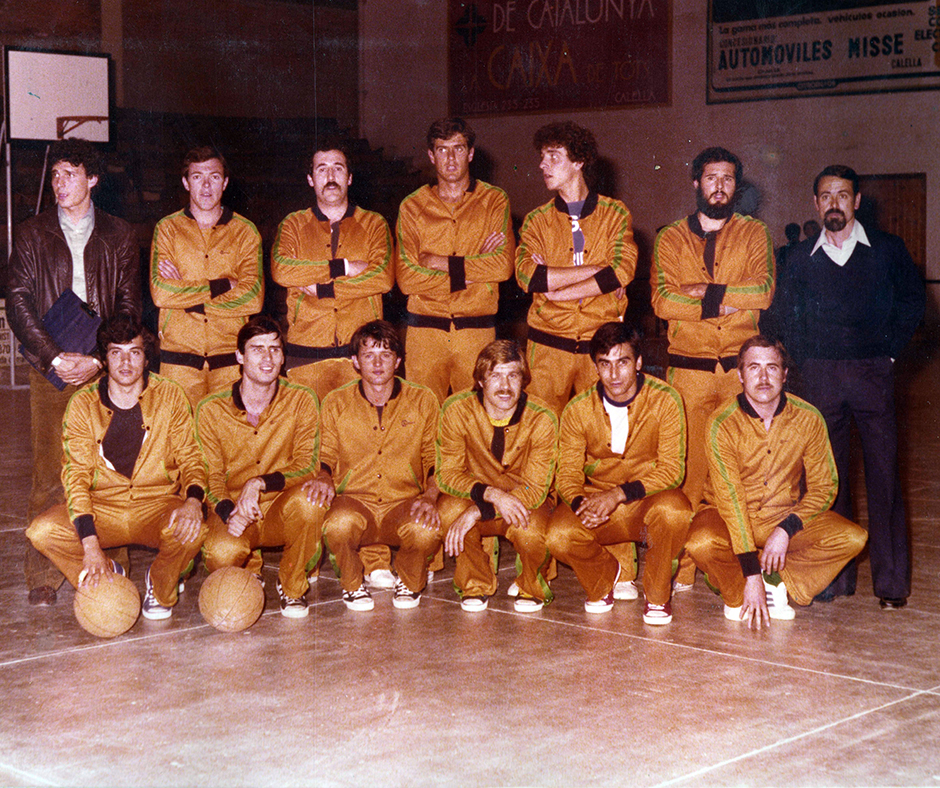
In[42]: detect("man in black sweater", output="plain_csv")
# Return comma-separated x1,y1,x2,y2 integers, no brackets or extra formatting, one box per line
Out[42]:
774,165,924,609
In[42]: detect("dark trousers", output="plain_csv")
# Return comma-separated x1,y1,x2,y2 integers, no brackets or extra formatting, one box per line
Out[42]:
800,357,910,599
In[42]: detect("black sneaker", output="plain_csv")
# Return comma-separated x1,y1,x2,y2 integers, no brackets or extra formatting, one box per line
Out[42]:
142,570,172,620
392,579,421,609
342,585,374,611
276,579,309,618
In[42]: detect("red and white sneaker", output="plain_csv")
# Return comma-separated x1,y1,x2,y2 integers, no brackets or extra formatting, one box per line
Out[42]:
642,600,672,625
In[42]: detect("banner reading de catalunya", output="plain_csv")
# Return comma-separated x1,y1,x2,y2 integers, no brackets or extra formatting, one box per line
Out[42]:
707,0,940,104
448,0,671,117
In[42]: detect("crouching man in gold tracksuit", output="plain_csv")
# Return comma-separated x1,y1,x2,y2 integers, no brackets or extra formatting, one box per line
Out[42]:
304,320,442,612
685,336,867,628
437,340,558,613
197,316,324,618
27,315,207,621
547,322,692,625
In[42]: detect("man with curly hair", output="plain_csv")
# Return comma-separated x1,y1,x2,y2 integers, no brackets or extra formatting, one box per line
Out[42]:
516,121,638,416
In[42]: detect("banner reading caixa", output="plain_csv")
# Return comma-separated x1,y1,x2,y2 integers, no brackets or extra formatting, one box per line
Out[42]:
448,0,671,117
707,0,940,104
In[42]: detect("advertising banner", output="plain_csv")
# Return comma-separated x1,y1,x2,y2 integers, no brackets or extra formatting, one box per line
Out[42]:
707,0,940,103
449,0,671,116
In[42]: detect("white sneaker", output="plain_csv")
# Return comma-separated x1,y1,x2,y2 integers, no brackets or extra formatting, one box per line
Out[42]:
460,596,488,612
507,581,520,597
724,604,744,621
764,576,796,620
513,596,543,613
364,569,396,589
613,580,638,600
673,580,695,593
584,590,614,613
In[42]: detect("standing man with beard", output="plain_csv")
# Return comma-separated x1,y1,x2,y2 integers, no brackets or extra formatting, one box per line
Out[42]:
651,147,774,589
774,165,924,608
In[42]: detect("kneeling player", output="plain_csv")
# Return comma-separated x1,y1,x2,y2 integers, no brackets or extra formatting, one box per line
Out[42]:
27,315,207,620
685,336,868,627
197,316,324,618
437,340,557,612
547,323,692,624
304,320,442,611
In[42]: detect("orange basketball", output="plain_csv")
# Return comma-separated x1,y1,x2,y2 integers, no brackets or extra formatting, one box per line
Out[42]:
73,574,141,638
198,567,265,632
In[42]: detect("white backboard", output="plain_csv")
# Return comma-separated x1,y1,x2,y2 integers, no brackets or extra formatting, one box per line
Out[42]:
5,49,110,142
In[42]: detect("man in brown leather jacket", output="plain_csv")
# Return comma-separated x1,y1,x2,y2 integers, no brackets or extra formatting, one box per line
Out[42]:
6,138,141,606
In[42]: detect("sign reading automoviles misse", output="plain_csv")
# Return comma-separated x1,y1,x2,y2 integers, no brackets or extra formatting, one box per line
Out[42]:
708,0,940,103
448,0,671,117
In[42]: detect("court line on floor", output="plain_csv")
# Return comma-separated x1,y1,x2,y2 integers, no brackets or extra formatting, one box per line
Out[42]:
0,761,61,787
648,688,940,787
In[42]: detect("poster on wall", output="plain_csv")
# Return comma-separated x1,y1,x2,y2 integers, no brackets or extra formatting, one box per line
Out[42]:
707,0,940,103
448,0,671,117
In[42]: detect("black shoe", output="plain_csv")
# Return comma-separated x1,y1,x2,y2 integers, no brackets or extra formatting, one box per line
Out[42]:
813,587,836,603
28,586,57,606
879,597,907,610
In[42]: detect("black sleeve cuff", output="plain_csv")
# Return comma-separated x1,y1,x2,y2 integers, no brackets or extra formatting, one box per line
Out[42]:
470,482,496,522
185,485,205,502
215,499,236,524
570,496,584,513
184,303,206,314
320,462,333,475
448,256,467,292
209,278,233,299
528,265,549,293
260,472,286,493
594,266,621,294
317,282,336,299
737,551,761,577
329,258,346,278
776,513,804,538
619,480,646,503
74,514,97,541
701,284,727,320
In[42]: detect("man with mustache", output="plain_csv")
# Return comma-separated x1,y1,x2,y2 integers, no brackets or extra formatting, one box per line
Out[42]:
773,165,925,609
436,340,557,613
150,147,263,408
197,316,324,618
651,147,774,591
273,137,393,402
272,136,394,586
685,336,867,628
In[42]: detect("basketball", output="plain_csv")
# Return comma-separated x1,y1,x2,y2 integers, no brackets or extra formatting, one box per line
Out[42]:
73,574,141,638
198,567,265,632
